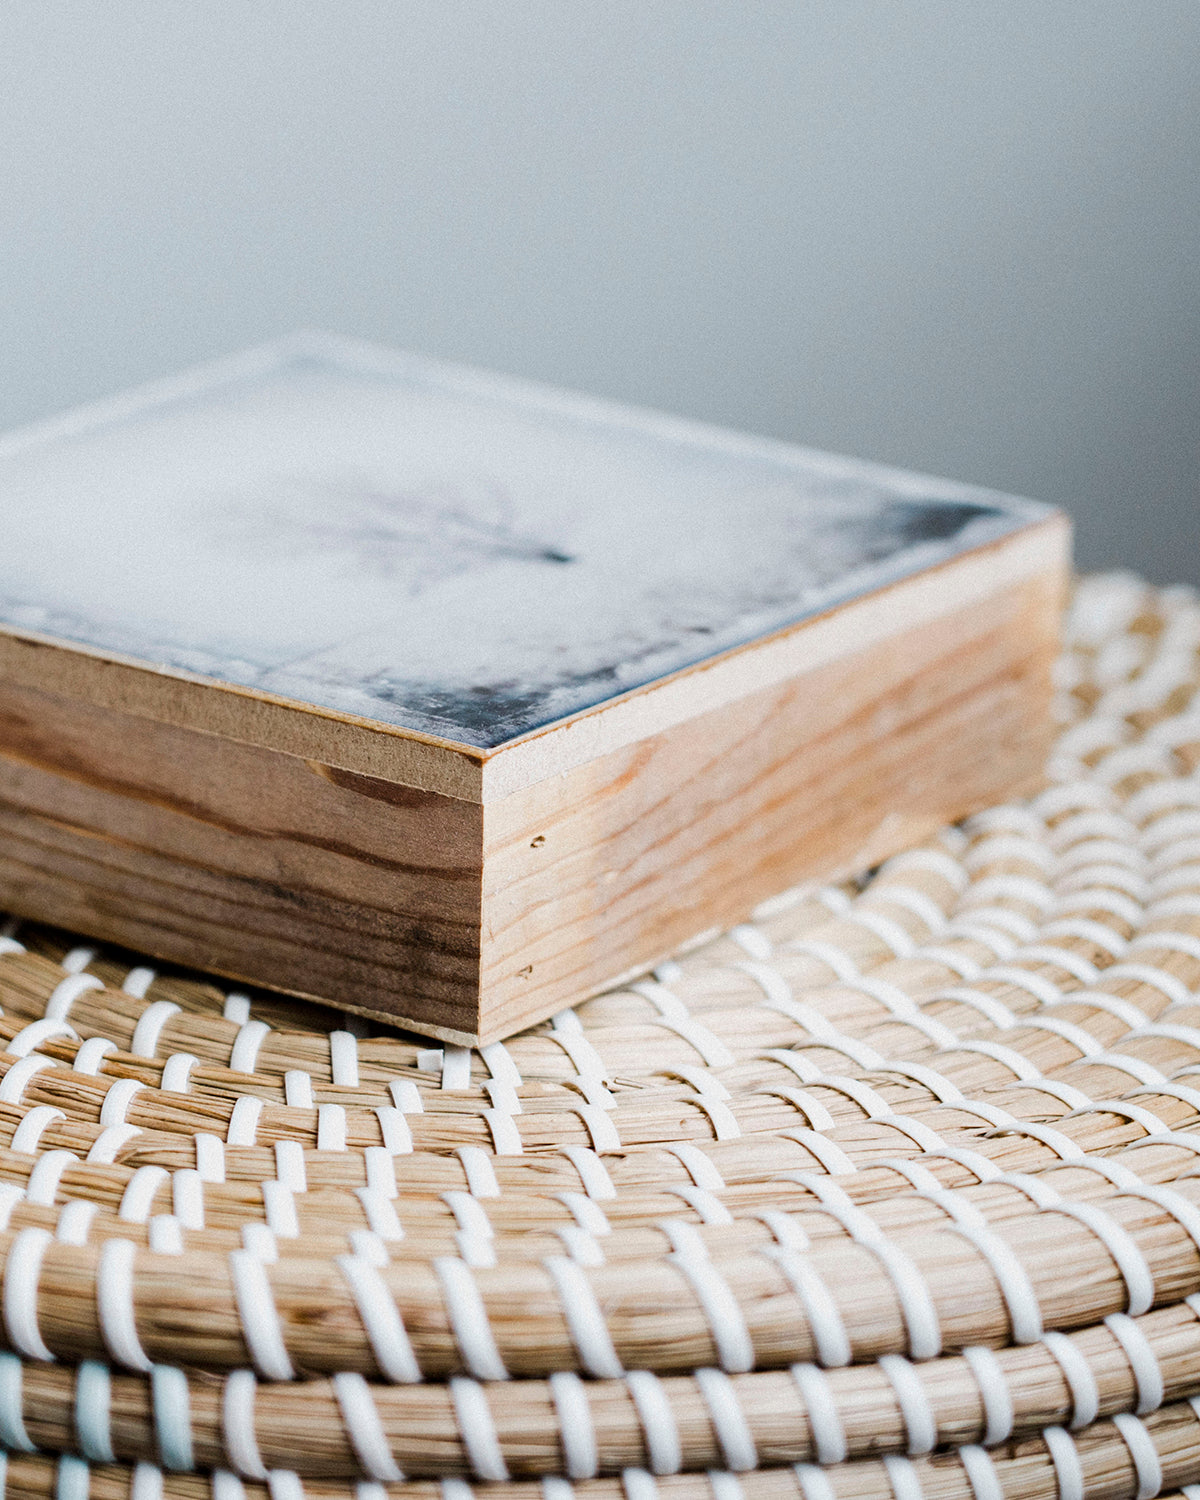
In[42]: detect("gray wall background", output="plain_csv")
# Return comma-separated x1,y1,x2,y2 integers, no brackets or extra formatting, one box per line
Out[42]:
1,2,1197,584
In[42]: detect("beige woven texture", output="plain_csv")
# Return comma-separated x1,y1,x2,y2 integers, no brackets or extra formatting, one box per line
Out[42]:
2,572,1200,1500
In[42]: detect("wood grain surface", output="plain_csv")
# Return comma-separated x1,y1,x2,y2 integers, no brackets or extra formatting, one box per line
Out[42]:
476,558,1064,1041
0,682,485,1037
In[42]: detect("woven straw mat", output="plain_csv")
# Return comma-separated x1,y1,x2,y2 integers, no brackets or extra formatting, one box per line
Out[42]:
2,572,1200,1500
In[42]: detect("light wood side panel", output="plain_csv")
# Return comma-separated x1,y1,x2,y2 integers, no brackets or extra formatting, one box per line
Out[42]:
0,552,1065,1044
477,565,1063,1043
0,680,483,1034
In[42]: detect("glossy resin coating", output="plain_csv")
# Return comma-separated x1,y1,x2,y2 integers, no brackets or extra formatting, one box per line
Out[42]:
0,333,1049,748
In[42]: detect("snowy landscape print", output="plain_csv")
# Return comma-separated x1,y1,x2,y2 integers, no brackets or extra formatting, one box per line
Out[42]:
0,335,1049,747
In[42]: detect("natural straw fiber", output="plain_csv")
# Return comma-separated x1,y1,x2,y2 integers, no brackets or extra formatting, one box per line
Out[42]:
1,571,1200,1500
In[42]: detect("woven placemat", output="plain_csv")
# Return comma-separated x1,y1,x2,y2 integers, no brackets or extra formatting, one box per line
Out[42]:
0,571,1200,1500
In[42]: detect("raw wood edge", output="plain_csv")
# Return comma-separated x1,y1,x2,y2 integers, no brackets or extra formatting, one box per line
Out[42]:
481,512,1071,798
0,630,485,800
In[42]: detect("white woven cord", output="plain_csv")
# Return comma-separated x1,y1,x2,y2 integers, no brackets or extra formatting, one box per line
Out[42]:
0,571,1197,1498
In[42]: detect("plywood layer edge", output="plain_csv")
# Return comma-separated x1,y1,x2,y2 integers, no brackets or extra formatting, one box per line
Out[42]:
469,540,1066,1042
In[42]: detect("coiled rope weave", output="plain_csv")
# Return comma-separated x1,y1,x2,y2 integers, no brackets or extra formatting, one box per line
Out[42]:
0,573,1199,1500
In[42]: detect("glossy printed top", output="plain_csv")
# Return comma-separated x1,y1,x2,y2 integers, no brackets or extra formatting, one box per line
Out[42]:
0,335,1050,748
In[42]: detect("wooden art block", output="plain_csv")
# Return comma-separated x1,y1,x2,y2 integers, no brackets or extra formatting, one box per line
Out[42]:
0,335,1069,1042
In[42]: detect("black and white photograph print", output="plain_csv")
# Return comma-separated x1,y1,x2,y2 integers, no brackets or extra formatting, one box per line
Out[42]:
0,334,1049,746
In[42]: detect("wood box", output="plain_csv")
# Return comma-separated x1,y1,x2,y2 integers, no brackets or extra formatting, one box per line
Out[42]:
0,335,1069,1043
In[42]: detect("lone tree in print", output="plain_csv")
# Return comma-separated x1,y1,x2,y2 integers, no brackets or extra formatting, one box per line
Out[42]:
256,476,575,592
